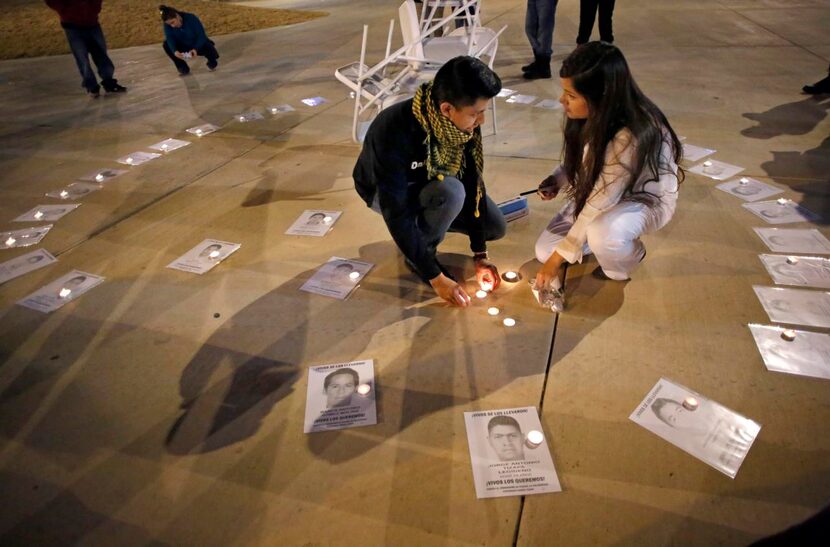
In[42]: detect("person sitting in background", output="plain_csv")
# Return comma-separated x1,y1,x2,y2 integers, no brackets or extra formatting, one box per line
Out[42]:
159,5,219,75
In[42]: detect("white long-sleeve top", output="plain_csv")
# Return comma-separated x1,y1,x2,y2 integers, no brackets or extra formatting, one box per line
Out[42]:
551,128,679,263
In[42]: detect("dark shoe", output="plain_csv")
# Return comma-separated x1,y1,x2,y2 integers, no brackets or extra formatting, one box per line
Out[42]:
521,58,537,72
87,88,100,98
523,55,551,80
803,75,830,94
576,36,589,45
207,60,218,71
178,67,191,76
103,82,127,93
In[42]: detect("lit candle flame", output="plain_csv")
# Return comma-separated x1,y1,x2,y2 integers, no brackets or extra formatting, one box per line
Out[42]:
208,250,221,259
5,237,16,246
34,211,44,219
357,384,371,395
58,288,71,298
777,198,789,205
196,129,203,136
95,174,105,182
525,430,544,447
59,190,69,198
475,290,487,299
349,271,360,280
323,216,332,223
487,307,499,316
682,396,699,410
739,177,749,184
503,317,516,327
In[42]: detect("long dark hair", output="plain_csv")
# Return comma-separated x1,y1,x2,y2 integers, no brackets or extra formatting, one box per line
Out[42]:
560,42,684,217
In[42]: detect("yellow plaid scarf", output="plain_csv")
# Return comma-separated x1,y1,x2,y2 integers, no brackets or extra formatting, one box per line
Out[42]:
412,82,485,217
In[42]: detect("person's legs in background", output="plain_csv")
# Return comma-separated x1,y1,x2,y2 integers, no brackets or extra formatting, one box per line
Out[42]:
597,0,616,43
163,42,190,75
63,27,99,96
524,0,558,80
803,64,830,94
576,0,598,44
87,25,125,93
523,0,541,72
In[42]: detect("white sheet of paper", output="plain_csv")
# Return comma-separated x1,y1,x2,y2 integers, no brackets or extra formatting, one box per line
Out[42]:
630,378,761,478
682,143,716,163
754,228,830,254
464,406,561,498
715,177,783,202
235,112,264,123
268,104,295,114
743,200,820,225
753,285,830,328
534,99,562,110
304,359,377,433
496,88,516,98
748,324,830,380
186,123,220,137
78,168,127,183
1,225,53,248
149,138,190,153
299,257,373,300
0,249,56,285
17,269,104,313
14,204,80,222
117,151,161,166
505,94,537,104
285,210,342,237
301,96,328,107
166,239,241,275
760,254,830,289
688,159,745,181
46,182,101,200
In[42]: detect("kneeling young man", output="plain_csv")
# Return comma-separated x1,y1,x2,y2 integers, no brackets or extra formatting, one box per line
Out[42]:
353,56,507,306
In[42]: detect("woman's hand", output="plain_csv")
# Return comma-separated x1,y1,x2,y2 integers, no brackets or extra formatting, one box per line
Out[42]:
430,274,471,307
537,174,559,201
475,258,501,292
535,252,565,290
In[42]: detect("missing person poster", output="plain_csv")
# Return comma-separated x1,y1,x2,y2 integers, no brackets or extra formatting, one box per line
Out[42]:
79,168,127,183
715,177,783,202
46,182,101,200
753,285,830,329
285,210,342,237
2,225,53,248
630,378,761,478
743,200,820,225
17,270,105,313
299,257,372,300
166,239,241,275
303,359,377,433
754,228,830,254
463,406,561,499
749,324,830,380
759,254,830,289
0,249,56,285
14,204,79,223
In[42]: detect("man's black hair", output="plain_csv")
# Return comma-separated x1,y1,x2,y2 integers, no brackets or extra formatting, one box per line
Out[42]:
432,56,502,108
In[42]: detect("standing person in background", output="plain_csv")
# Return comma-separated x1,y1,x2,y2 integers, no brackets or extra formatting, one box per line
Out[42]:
522,0,559,80
45,0,127,98
576,0,616,44
159,5,219,75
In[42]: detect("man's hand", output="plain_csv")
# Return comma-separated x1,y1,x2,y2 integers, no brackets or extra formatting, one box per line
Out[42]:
475,258,500,292
430,273,471,307
535,252,565,290
174,51,185,59
537,174,559,201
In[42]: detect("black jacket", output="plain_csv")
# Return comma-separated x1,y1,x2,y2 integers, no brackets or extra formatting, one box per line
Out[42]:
353,99,487,280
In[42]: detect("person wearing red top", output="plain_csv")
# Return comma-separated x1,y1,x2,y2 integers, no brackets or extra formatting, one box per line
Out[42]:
45,0,126,97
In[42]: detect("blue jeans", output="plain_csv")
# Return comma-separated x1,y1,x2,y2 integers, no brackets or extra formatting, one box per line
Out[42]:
162,41,220,74
372,176,507,250
525,0,559,57
63,25,115,92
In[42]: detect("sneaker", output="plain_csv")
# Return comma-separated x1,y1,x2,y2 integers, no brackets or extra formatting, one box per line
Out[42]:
103,82,127,93
803,75,830,94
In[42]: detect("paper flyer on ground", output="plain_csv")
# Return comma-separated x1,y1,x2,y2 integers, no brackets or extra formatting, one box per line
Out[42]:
149,138,190,153
748,324,830,381
117,151,161,166
235,112,264,123
759,254,830,289
743,200,820,225
682,143,715,163
463,406,561,499
268,104,295,114
79,168,127,183
2,225,53,249
0,249,56,285
46,182,101,200
505,94,536,104
285,210,342,237
753,285,830,328
17,270,104,313
13,204,80,222
629,378,761,478
166,239,240,275
688,159,744,181
304,359,377,433
715,177,783,202
534,99,562,110
754,228,830,254
186,123,219,137
299,257,372,300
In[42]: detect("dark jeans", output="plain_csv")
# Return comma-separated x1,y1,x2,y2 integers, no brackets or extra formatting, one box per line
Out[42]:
525,0,559,57
63,24,115,92
577,0,616,43
162,41,219,74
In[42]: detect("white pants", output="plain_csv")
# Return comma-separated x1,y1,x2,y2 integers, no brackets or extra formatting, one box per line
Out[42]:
535,199,674,280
